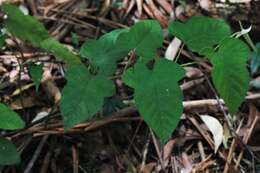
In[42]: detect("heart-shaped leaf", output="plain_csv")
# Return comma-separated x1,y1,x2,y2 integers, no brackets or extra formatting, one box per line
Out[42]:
169,16,231,55
123,59,185,142
117,20,163,59
80,29,129,76
210,38,250,114
60,65,115,129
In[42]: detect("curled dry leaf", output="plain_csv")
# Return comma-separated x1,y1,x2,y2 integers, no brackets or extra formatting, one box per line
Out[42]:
200,115,224,153
165,37,182,61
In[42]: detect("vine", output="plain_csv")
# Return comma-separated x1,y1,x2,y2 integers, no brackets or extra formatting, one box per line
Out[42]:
0,4,251,165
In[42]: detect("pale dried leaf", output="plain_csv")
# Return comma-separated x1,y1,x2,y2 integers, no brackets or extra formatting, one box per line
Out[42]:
200,115,223,153
31,111,49,123
165,37,182,61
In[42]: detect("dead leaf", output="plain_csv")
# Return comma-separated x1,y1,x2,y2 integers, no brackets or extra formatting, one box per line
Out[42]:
200,115,223,153
42,69,61,104
165,37,182,61
163,139,175,161
10,95,39,110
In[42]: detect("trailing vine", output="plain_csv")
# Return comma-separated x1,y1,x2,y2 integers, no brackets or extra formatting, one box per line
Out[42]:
0,4,251,165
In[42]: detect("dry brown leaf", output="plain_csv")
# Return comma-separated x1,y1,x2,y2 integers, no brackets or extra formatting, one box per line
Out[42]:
41,69,61,104
10,95,39,110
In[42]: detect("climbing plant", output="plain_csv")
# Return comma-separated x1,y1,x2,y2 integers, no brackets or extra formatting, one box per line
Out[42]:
0,4,251,165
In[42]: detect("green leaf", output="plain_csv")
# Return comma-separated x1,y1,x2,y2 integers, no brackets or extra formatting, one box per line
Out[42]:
28,64,43,91
40,38,81,65
123,59,185,142
210,38,250,114
117,20,163,59
71,32,79,47
0,138,20,165
0,103,25,130
1,4,49,47
169,16,231,55
80,29,129,76
60,64,115,129
250,42,260,75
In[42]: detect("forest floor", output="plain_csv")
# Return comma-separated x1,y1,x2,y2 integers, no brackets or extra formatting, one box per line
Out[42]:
1,0,260,172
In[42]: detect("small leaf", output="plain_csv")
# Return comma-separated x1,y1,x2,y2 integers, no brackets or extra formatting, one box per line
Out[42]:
2,4,49,47
60,64,115,129
117,20,163,59
169,16,231,54
0,138,20,165
40,38,81,65
80,29,129,76
210,38,250,114
123,59,185,142
71,32,79,47
0,103,25,130
28,64,43,91
200,115,223,153
250,43,260,75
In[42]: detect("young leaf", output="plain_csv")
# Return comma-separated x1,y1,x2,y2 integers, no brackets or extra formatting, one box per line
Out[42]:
123,59,185,142
28,64,43,91
80,29,129,76
71,32,79,47
0,138,20,165
40,38,81,65
1,4,49,47
117,20,163,59
169,16,231,55
60,64,115,129
0,103,25,130
210,38,250,114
